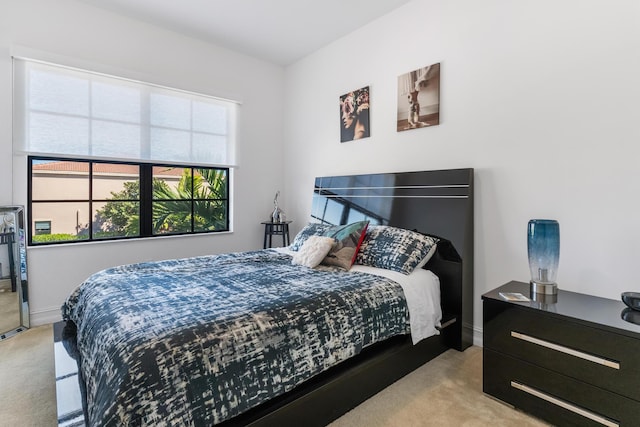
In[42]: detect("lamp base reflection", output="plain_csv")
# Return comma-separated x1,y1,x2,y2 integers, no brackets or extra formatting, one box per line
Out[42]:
621,308,640,326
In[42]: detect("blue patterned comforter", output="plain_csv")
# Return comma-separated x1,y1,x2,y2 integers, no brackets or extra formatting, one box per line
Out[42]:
62,250,410,426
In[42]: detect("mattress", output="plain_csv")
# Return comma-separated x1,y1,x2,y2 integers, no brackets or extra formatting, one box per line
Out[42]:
62,249,441,426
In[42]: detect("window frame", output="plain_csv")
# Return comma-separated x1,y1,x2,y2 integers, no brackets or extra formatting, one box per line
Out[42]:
28,156,230,246
34,220,51,235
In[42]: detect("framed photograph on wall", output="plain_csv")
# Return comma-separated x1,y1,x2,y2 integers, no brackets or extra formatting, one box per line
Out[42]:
397,63,440,132
339,86,370,142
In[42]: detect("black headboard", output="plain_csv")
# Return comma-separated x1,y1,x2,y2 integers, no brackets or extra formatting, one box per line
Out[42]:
311,168,474,350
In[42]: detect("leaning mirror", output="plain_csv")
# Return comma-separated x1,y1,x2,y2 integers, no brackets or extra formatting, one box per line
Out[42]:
0,206,29,340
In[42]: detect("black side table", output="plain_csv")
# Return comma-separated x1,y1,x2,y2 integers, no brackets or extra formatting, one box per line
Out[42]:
483,281,640,426
262,221,292,249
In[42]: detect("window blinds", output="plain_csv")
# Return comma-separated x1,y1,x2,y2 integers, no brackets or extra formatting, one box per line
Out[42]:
13,58,237,167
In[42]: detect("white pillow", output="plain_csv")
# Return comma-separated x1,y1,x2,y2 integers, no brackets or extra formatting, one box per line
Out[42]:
291,236,336,268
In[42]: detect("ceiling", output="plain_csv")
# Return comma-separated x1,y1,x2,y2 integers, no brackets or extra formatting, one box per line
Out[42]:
77,0,412,66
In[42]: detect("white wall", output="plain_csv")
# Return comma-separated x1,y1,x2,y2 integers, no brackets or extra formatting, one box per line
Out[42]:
283,0,640,338
0,0,285,324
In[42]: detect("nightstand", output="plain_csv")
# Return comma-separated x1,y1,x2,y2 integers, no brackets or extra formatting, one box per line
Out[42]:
483,281,640,427
261,221,292,249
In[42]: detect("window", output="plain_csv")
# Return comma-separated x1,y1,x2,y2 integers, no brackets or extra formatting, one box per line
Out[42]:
34,221,51,235
29,157,229,245
14,57,238,245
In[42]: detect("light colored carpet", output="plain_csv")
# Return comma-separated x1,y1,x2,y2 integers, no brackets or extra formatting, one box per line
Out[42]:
0,324,56,427
0,326,548,426
330,347,548,427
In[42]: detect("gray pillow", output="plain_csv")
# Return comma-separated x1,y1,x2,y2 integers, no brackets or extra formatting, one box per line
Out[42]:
289,223,331,251
355,225,439,274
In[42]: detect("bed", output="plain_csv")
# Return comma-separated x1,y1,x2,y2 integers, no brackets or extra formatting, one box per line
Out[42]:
54,168,474,426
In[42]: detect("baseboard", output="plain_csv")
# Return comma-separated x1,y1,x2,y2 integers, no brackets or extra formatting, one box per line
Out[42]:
30,306,62,326
461,321,483,348
473,324,483,347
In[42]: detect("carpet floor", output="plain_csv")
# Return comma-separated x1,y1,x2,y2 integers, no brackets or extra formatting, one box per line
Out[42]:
0,325,548,426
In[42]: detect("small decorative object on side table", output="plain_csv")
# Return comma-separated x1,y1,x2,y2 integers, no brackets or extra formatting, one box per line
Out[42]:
271,191,285,223
483,281,640,427
262,221,292,249
621,291,640,311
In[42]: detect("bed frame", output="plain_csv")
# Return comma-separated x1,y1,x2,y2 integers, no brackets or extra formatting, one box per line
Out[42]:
54,168,474,426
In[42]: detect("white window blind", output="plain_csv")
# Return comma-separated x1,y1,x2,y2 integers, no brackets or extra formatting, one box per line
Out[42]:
13,58,238,167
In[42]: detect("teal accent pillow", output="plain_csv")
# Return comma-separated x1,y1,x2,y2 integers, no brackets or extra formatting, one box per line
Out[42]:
355,225,439,274
290,223,331,251
321,221,369,270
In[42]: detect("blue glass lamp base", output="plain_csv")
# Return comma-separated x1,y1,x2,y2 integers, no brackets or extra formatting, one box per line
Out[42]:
528,219,560,299
530,281,557,295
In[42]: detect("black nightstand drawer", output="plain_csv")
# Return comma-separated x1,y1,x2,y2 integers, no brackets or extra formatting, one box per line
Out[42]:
484,349,640,427
484,301,640,402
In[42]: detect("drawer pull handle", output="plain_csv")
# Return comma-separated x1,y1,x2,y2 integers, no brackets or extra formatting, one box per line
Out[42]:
511,331,620,370
511,381,619,427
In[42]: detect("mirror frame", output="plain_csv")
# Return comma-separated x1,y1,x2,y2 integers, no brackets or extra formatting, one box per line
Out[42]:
0,205,29,340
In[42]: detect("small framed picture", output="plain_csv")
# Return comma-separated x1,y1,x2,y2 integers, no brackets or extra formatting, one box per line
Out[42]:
339,86,370,142
397,63,440,132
